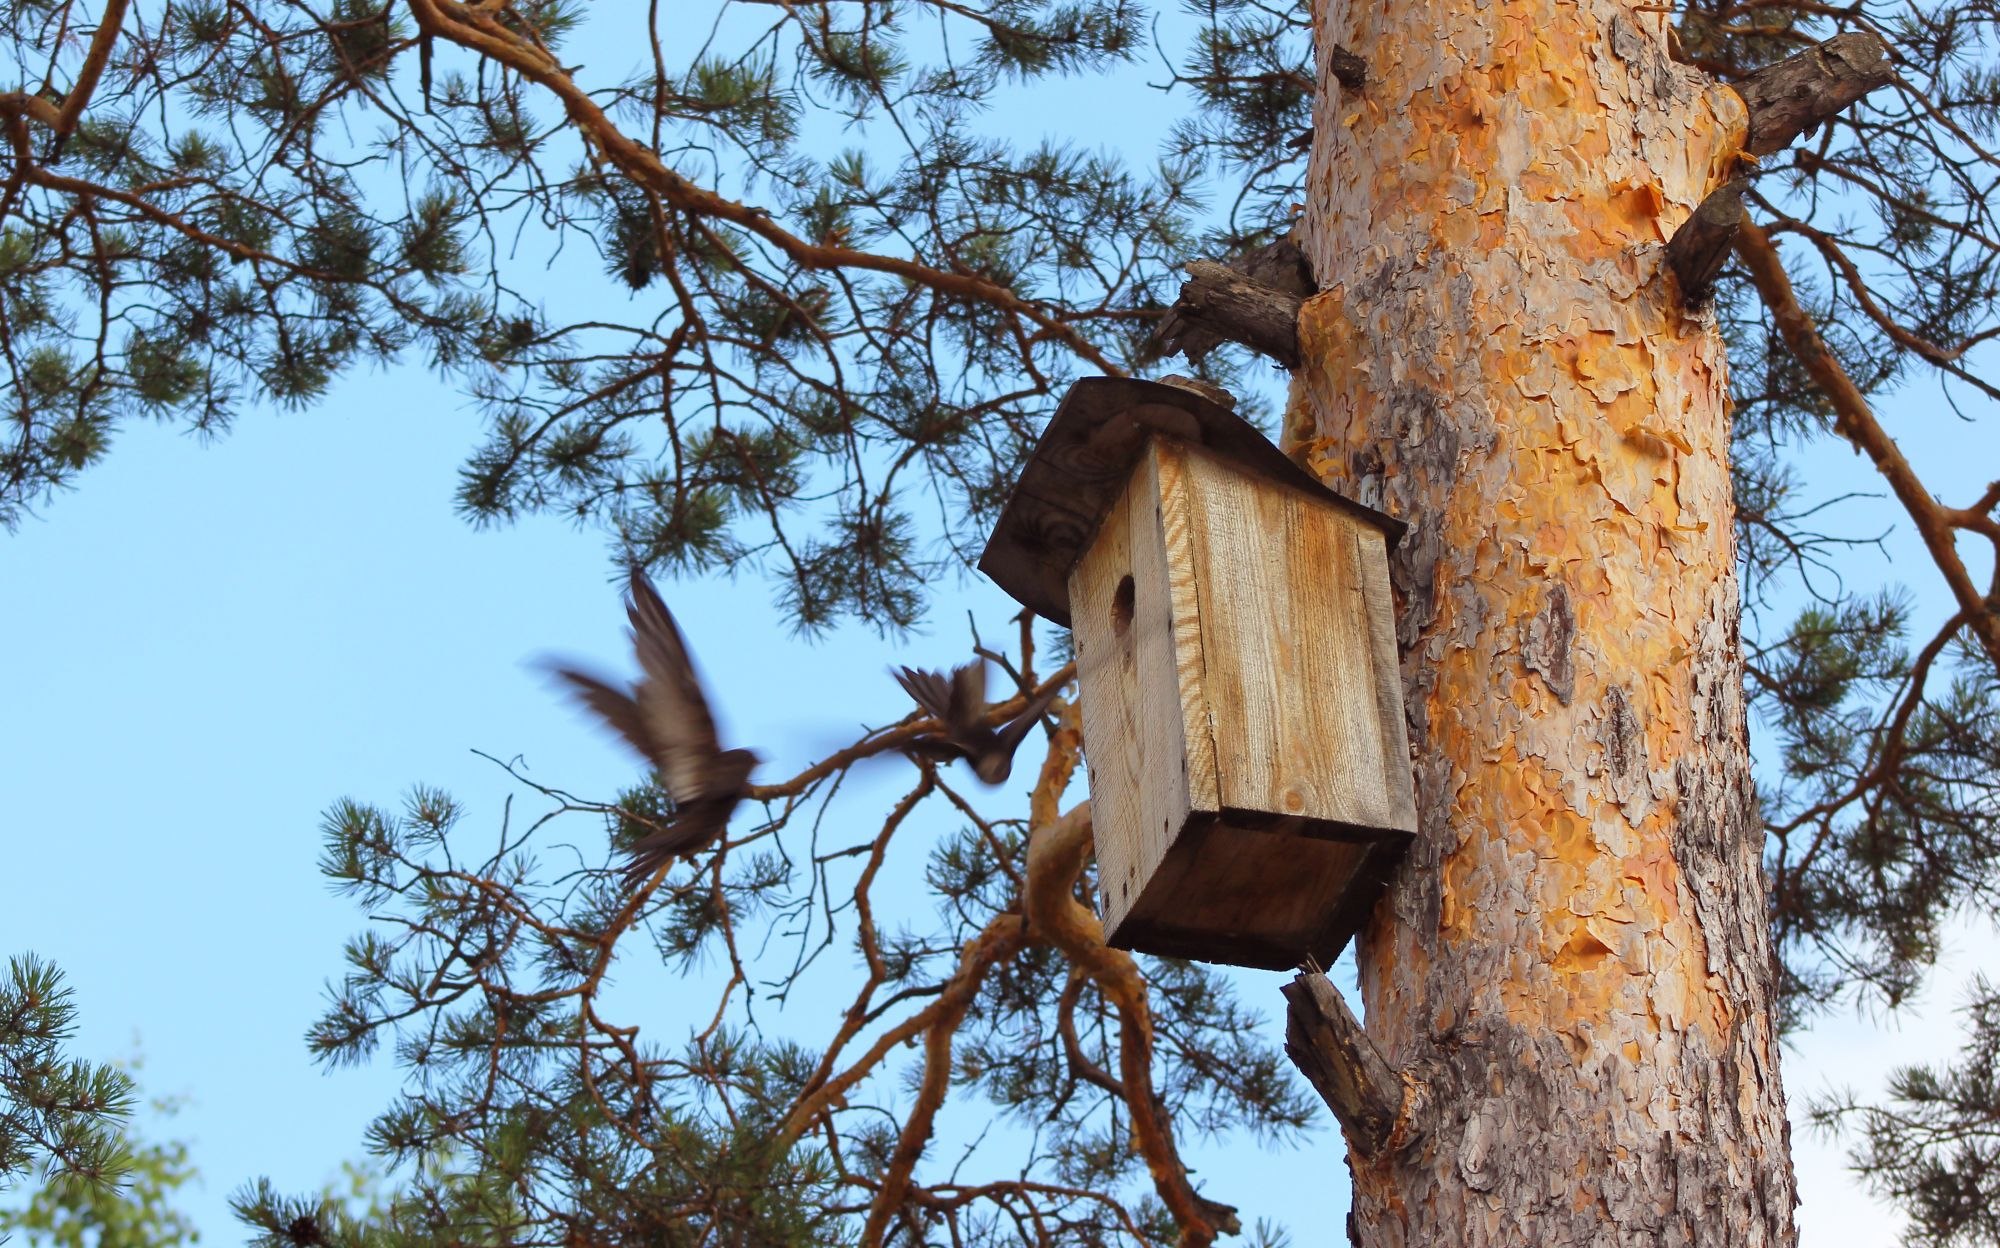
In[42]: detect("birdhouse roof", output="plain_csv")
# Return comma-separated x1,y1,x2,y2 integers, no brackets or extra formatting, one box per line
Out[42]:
979,377,1405,626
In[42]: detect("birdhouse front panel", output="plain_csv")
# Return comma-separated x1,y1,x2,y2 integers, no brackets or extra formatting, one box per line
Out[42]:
1071,435,1416,970
1071,439,1216,934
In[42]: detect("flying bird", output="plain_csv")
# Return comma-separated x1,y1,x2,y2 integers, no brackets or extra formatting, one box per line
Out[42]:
549,569,760,887
893,661,1061,785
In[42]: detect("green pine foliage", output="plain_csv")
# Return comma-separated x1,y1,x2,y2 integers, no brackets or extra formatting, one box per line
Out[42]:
1810,977,2000,1246
0,955,136,1197
265,765,1309,1245
0,1089,199,1248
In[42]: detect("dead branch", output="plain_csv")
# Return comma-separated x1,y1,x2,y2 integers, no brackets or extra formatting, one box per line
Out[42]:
1141,236,1313,368
1281,971,1402,1156
1666,179,1747,306
1737,31,1894,157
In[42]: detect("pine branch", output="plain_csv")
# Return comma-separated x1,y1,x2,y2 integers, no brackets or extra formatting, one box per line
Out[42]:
52,0,132,148
858,916,1029,1247
1024,723,1229,1245
404,0,1126,378
1735,216,2000,674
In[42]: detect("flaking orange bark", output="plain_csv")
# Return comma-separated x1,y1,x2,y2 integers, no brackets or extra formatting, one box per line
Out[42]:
1285,0,1795,1242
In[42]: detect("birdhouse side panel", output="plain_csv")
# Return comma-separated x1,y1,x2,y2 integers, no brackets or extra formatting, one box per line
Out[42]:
1071,443,1217,937
1172,441,1409,834
1113,814,1376,969
1357,525,1420,834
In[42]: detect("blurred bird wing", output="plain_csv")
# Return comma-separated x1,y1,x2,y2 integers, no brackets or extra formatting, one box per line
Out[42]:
895,665,958,725
625,570,725,803
946,661,987,729
551,667,661,765
992,681,1062,755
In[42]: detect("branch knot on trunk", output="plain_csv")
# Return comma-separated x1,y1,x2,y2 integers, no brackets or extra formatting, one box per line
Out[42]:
1282,970,1402,1156
1140,236,1312,369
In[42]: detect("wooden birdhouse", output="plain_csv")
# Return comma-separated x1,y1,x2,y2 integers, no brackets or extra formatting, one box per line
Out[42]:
980,377,1417,970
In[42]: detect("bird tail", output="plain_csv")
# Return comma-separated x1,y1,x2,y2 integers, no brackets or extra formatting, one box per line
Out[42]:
994,680,1065,754
618,818,711,888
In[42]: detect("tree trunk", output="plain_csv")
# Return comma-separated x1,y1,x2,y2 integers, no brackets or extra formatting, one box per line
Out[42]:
1286,1,1797,1243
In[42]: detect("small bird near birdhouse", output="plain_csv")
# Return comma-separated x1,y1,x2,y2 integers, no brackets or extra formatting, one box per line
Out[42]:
547,568,761,887
893,661,1061,785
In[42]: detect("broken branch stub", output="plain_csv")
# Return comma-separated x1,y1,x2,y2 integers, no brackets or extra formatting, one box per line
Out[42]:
1329,44,1367,92
1665,179,1747,306
1738,31,1894,157
1665,32,1893,307
1148,259,1306,369
1281,970,1401,1156
1140,236,1312,368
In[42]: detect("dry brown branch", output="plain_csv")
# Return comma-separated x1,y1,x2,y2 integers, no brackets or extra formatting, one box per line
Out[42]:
1668,33,1895,307
1021,712,1220,1247
1735,215,2000,673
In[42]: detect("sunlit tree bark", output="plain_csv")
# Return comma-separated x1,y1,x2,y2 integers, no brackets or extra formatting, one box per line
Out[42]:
1289,3,1796,1241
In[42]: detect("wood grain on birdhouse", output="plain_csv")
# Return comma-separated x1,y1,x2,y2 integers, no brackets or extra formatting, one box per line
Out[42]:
980,376,1416,969
1070,436,1416,969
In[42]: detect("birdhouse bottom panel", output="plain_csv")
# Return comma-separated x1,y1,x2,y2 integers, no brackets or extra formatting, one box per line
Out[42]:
1101,813,1409,970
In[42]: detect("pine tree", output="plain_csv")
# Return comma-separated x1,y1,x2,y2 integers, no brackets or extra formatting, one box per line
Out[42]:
0,1071,199,1248
3,0,1999,1243
1,956,138,1195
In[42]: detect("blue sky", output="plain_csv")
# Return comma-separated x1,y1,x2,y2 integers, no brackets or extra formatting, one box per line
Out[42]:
4,8,1998,1244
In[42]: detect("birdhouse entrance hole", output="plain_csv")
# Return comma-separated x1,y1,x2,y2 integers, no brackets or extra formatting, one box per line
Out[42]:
1110,574,1136,639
